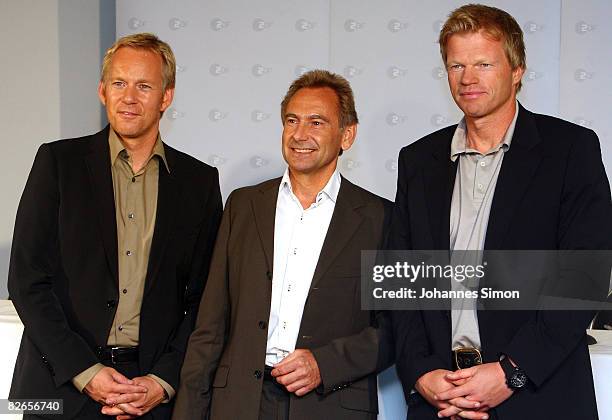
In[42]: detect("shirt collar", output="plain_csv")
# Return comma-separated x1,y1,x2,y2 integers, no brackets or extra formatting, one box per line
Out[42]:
279,168,342,205
450,100,519,162
108,128,170,173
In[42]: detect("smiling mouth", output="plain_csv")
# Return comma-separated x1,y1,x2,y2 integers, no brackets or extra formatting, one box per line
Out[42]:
118,111,140,117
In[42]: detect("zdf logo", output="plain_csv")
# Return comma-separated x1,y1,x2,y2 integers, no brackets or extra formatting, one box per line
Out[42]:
208,154,228,166
253,19,273,31
575,21,595,34
295,19,316,32
344,19,365,32
387,19,409,33
128,18,146,30
250,156,269,168
386,113,408,126
252,64,272,77
251,110,271,122
208,109,228,122
169,18,188,30
210,18,230,31
166,108,185,120
209,64,229,76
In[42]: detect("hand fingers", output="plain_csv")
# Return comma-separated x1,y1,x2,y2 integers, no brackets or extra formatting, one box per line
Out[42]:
105,383,148,396
101,405,127,416
445,368,475,381
271,358,299,377
450,378,470,386
435,384,472,401
438,404,463,418
458,410,489,419
115,403,144,416
284,377,312,394
105,392,147,406
294,382,317,396
449,397,481,409
110,370,134,385
116,415,136,420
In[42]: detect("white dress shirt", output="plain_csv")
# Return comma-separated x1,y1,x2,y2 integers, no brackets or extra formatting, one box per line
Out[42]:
265,169,341,366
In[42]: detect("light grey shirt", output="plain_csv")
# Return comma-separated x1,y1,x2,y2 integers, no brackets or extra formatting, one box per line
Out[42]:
449,104,519,350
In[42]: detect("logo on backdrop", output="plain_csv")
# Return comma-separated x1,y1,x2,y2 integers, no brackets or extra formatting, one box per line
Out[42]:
573,117,593,128
523,21,544,34
295,19,316,32
209,109,229,122
169,18,188,30
176,64,188,73
387,19,409,33
166,108,185,120
251,110,271,122
250,156,269,168
431,66,446,80
208,154,228,166
387,66,409,79
344,19,365,32
575,21,595,34
253,18,273,31
252,64,272,77
128,18,146,30
210,18,230,31
210,64,229,76
524,69,544,82
386,113,408,126
574,69,594,82
430,114,451,127
385,159,398,173
343,66,364,78
342,159,362,171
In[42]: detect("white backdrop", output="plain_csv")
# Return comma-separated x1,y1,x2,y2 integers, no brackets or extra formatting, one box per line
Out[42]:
115,1,611,419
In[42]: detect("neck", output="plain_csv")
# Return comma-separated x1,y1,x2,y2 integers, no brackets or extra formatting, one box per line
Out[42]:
465,100,516,153
118,133,158,173
289,166,336,209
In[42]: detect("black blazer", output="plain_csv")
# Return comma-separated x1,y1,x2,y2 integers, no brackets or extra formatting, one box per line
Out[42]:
173,176,394,420
389,104,612,419
8,126,223,419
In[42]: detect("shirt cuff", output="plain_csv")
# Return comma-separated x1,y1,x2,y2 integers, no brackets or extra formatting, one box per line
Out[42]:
146,374,175,403
72,363,105,393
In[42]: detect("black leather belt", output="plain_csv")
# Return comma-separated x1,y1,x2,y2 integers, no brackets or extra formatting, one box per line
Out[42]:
452,347,482,370
264,365,275,381
96,346,139,364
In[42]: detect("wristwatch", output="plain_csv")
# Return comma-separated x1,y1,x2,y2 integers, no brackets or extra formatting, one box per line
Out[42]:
499,354,528,390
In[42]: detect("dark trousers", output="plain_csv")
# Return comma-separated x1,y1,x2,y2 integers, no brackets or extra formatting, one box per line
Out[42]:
259,367,290,420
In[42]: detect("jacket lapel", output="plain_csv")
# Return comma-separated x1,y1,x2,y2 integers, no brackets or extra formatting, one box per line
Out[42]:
423,136,457,251
251,178,281,274
484,104,543,250
310,177,365,290
144,146,179,296
84,126,119,286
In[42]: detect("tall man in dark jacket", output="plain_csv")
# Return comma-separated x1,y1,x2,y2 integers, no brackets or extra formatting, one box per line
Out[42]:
389,4,611,420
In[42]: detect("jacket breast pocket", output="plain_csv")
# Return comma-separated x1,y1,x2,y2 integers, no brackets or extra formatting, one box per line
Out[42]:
212,365,229,388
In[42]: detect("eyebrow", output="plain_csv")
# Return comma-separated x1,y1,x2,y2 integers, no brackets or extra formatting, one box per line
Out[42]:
284,113,330,122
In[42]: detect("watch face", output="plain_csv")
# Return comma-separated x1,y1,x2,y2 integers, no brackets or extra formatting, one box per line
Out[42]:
509,370,528,389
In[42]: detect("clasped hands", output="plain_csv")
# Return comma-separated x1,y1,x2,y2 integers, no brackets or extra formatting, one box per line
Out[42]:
415,362,513,420
84,367,165,419
270,349,322,396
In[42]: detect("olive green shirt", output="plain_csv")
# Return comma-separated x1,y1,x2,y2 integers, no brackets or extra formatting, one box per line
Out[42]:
72,129,174,400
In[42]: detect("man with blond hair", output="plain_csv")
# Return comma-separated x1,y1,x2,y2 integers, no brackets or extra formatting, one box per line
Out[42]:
389,4,611,420
9,33,222,419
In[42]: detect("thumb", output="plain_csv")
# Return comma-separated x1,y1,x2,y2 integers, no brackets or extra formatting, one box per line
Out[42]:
110,369,133,384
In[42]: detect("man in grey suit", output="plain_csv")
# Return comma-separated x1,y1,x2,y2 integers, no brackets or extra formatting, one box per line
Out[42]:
172,70,392,420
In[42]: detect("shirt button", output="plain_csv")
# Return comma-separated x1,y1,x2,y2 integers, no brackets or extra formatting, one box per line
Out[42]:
126,250,132,256
480,161,486,167
118,325,123,331
131,177,136,183
258,321,267,329
477,183,484,190
253,370,262,379
128,213,135,219
122,289,127,294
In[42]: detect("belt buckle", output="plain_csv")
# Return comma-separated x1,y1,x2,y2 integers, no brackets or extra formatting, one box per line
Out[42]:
454,347,482,370
110,346,121,364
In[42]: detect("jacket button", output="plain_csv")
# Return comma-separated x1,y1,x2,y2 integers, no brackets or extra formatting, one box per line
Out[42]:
107,300,116,308
253,370,262,379
258,321,267,329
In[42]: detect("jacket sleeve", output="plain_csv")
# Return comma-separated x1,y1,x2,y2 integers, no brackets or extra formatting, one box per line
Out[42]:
147,168,223,392
172,191,233,419
503,128,612,388
8,144,100,386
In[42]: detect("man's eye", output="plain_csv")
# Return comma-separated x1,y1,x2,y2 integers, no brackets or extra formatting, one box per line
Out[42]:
479,63,492,68
448,65,463,71
138,84,152,90
112,81,125,87
312,121,322,126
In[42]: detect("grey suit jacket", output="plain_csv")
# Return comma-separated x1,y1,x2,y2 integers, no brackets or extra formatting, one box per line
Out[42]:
172,176,393,420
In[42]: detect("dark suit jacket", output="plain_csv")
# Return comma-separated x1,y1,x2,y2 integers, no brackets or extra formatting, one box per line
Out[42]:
389,104,612,420
8,126,223,419
172,176,393,420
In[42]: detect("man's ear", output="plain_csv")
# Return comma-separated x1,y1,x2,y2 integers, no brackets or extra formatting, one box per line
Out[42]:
160,87,175,112
340,124,357,152
97,81,107,106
